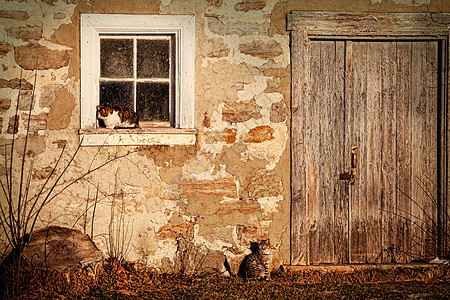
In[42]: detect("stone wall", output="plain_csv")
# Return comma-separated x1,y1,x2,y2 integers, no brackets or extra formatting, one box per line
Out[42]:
0,0,448,273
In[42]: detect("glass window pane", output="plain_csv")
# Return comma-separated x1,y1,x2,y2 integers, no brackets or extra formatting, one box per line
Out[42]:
101,39,133,78
136,82,169,121
137,39,170,79
100,81,134,108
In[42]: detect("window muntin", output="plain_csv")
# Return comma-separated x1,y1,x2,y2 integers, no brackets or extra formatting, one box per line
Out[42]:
98,34,175,126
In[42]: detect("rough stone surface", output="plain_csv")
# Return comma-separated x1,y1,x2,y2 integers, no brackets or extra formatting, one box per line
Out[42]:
18,90,34,110
234,0,266,12
180,178,237,198
47,87,76,130
270,102,287,123
244,126,275,143
21,113,47,132
239,40,283,58
7,115,19,134
200,38,229,58
39,84,63,109
6,25,43,40
0,78,33,90
0,10,29,20
21,226,103,273
0,42,13,57
207,17,269,36
15,133,46,155
32,166,54,179
156,221,194,240
174,239,227,275
222,99,262,123
0,98,11,112
14,43,70,70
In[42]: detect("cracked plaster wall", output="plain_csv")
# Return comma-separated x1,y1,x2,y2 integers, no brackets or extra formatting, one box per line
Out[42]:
0,0,448,273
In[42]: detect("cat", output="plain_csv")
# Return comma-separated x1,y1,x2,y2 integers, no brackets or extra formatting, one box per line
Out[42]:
238,239,272,281
97,105,139,129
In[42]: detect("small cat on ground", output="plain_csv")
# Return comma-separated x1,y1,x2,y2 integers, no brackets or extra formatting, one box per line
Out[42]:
238,239,272,281
97,105,139,129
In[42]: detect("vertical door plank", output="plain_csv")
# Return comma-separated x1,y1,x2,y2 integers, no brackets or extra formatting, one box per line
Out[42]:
380,41,398,263
396,41,412,263
424,41,439,260
334,40,349,264
318,40,344,263
411,41,427,260
349,41,368,263
308,40,322,264
366,42,383,263
290,31,310,265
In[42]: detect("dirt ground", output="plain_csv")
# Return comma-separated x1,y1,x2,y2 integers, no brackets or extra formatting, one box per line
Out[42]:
1,260,450,299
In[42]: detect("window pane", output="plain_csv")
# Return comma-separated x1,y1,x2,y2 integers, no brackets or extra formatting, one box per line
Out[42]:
100,81,134,108
101,39,133,78
137,39,170,78
136,82,169,121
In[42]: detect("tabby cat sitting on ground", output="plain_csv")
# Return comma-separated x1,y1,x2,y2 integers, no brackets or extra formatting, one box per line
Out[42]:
238,239,272,281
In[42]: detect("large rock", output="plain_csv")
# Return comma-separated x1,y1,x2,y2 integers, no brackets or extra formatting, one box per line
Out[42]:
14,43,70,70
21,226,103,274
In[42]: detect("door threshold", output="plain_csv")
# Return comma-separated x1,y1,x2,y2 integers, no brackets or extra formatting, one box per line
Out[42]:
284,263,443,274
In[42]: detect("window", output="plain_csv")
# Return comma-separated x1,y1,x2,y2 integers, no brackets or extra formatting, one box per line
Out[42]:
80,14,195,146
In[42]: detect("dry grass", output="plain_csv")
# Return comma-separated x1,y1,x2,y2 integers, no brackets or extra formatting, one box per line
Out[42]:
2,259,450,299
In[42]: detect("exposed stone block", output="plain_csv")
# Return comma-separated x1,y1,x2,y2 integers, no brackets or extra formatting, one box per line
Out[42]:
174,239,227,275
181,178,237,198
15,133,46,155
39,84,63,108
234,0,266,12
21,113,47,132
0,98,11,112
156,221,194,240
54,12,66,19
32,166,54,179
222,128,237,144
7,115,18,134
0,10,29,21
207,17,268,36
0,78,33,90
215,199,260,215
222,99,262,123
18,90,33,110
239,40,283,58
47,87,75,130
200,38,229,58
270,102,287,123
15,43,70,70
244,125,274,143
6,25,43,40
0,42,13,58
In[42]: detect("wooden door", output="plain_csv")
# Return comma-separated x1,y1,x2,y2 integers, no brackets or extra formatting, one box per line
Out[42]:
291,38,441,265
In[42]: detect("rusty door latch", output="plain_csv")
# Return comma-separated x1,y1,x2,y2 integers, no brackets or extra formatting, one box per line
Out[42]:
340,145,357,184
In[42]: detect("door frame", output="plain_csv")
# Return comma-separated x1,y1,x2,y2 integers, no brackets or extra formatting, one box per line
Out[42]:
288,11,450,265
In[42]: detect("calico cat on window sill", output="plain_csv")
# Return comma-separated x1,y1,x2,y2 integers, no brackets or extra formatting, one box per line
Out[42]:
97,105,139,129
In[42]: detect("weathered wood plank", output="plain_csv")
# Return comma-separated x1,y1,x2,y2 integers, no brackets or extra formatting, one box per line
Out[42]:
349,41,368,263
308,40,322,264
396,41,413,263
411,41,427,260
424,41,439,260
366,42,383,263
318,40,337,264
334,40,349,264
290,30,310,266
380,41,398,263
287,12,450,36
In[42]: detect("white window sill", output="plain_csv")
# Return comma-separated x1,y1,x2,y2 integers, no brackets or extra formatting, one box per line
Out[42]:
79,128,196,146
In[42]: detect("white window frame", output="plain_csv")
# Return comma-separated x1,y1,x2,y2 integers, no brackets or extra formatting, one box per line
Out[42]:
80,14,195,146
